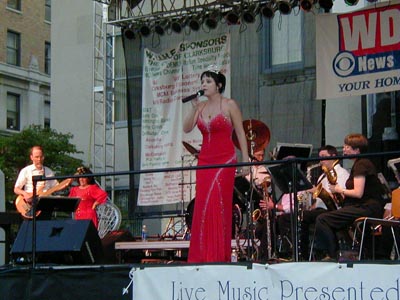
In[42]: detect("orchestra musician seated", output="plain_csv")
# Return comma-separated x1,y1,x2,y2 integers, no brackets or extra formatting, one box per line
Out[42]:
273,145,349,261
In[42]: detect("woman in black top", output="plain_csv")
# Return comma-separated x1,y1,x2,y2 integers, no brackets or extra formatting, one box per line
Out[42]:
314,133,384,260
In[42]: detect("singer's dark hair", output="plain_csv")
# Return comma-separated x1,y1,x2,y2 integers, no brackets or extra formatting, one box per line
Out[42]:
201,70,226,93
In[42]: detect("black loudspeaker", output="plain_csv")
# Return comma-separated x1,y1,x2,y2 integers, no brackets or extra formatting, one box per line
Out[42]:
101,230,135,263
11,220,103,265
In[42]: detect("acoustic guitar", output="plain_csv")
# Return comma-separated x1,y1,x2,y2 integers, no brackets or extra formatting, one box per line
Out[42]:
15,178,73,219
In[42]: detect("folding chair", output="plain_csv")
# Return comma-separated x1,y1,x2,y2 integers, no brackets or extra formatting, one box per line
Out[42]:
353,189,400,260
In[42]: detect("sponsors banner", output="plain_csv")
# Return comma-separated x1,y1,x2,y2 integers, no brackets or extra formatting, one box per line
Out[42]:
316,2,400,99
130,263,400,300
139,34,231,206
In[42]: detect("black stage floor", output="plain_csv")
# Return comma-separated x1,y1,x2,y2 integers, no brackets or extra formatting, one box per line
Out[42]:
0,264,133,300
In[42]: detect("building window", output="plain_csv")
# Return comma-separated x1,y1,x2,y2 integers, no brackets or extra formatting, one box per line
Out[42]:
7,93,20,131
262,14,304,73
7,0,21,11
45,42,51,75
45,0,51,22
44,100,51,128
7,30,21,66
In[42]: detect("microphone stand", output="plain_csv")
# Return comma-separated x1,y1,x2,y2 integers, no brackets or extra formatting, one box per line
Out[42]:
288,162,299,262
31,175,43,269
245,140,258,261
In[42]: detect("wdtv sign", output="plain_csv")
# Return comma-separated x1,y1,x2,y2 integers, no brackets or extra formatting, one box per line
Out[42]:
334,5,399,77
316,2,400,99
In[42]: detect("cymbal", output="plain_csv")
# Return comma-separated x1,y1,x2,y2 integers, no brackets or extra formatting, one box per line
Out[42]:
182,141,199,157
232,119,271,153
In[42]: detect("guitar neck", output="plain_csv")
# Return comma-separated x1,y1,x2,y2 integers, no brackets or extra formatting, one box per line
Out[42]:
38,178,72,197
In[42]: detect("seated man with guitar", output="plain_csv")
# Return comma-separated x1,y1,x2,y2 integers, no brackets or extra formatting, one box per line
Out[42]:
14,145,72,219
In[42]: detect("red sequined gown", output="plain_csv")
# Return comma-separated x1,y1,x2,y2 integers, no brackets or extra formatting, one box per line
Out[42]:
188,112,236,263
69,184,107,229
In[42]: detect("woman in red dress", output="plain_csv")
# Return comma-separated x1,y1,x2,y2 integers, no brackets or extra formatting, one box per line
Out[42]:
69,166,108,229
183,66,249,263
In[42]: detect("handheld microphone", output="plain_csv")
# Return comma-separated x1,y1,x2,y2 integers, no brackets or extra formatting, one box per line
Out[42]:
182,90,204,103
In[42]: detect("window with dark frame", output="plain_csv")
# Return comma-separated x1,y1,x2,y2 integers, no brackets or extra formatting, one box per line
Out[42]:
44,100,51,128
261,14,304,74
7,30,21,66
7,0,21,11
45,42,51,75
7,93,21,131
45,0,51,22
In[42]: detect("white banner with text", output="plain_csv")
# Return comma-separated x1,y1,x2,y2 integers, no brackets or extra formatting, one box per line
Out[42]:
316,1,400,99
131,263,400,300
138,34,231,206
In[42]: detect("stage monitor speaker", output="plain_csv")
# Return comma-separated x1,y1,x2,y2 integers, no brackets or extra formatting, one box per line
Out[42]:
11,220,103,265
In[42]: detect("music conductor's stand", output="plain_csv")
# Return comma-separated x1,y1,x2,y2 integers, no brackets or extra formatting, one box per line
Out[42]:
268,161,312,262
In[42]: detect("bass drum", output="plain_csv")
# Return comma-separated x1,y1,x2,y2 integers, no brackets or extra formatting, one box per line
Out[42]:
185,198,242,238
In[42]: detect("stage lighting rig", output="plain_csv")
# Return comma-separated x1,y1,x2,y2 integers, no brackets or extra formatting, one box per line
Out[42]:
318,0,333,12
205,10,220,29
154,21,167,35
187,15,202,31
139,23,151,37
226,8,240,24
170,18,183,33
344,0,359,5
242,4,257,24
260,1,276,18
123,24,136,39
300,0,315,11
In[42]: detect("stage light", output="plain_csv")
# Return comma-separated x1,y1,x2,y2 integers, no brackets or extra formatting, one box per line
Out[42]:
242,4,257,24
276,0,292,14
226,9,240,25
300,0,315,11
187,16,202,31
318,0,333,12
344,0,359,5
123,25,135,39
205,10,220,29
260,2,276,18
139,23,151,37
171,18,183,33
154,22,166,35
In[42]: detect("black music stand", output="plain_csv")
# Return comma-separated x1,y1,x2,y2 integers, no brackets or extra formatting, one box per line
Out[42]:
273,143,313,160
37,196,81,217
268,162,312,262
268,163,312,194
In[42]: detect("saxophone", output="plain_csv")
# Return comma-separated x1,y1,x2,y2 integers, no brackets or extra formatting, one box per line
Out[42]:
308,162,338,211
252,177,272,259
321,159,345,207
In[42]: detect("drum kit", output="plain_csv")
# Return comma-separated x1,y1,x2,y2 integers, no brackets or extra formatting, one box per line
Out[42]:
181,119,272,258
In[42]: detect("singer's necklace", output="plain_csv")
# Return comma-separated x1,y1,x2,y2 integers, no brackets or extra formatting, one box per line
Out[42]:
207,96,222,120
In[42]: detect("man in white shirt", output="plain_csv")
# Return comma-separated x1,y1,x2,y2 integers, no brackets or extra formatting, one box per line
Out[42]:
14,145,59,218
